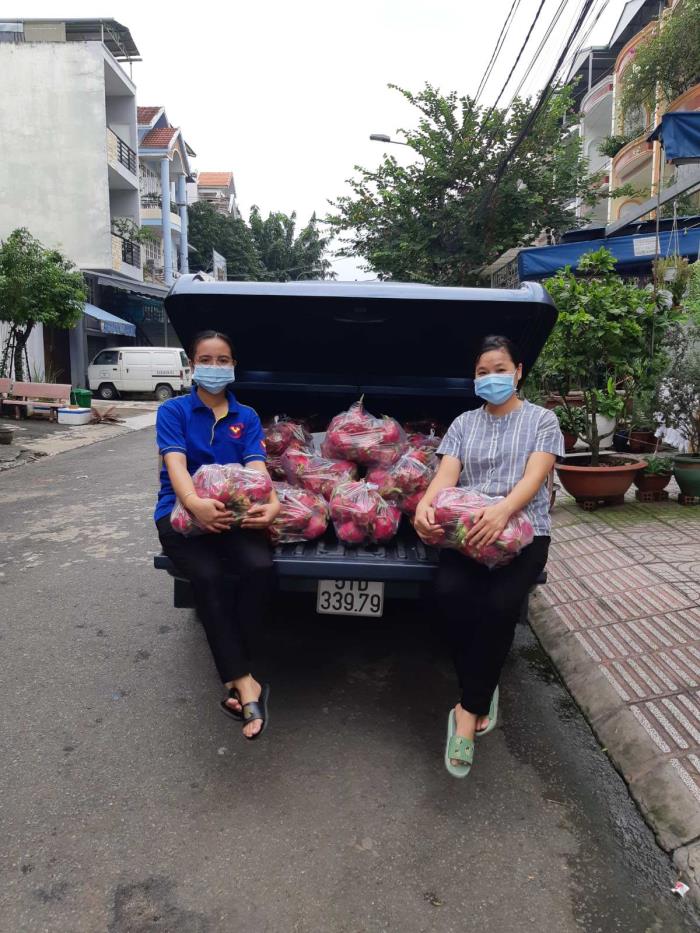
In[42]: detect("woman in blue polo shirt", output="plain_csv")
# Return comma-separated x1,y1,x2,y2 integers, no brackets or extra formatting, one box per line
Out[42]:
155,329,279,740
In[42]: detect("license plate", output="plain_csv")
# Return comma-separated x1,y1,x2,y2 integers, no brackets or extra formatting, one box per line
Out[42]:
316,579,384,617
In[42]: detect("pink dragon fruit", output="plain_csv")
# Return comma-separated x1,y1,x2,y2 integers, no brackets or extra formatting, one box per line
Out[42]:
431,487,534,569
367,449,436,515
330,481,401,546
321,398,406,467
264,418,314,457
280,448,358,501
170,463,273,535
269,481,329,545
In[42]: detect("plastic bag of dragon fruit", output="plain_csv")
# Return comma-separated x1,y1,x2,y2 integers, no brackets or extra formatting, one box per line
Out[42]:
431,486,534,569
321,397,406,467
170,463,272,536
329,480,401,546
366,448,436,516
280,447,358,501
269,482,329,545
265,416,314,479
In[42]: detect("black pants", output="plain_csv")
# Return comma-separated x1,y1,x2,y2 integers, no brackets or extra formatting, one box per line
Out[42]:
435,536,550,716
157,517,275,684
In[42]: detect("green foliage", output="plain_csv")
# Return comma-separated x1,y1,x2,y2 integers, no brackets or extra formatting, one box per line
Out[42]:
656,318,700,454
620,0,700,116
597,132,644,159
187,201,334,282
0,228,87,382
553,404,587,436
653,256,692,307
248,207,334,281
327,84,603,284
641,454,673,475
686,260,700,320
541,247,662,464
111,217,158,245
630,388,659,430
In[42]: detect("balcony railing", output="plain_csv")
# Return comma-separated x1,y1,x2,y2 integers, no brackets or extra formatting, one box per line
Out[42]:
107,128,137,175
140,194,179,213
111,231,141,268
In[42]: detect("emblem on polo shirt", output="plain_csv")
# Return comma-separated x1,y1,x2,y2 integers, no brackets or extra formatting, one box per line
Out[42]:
229,422,245,439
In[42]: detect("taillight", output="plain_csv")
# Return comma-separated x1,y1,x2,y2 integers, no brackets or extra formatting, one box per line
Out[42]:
180,370,184,378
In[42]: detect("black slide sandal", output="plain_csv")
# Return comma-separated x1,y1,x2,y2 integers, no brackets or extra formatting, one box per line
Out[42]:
240,683,270,741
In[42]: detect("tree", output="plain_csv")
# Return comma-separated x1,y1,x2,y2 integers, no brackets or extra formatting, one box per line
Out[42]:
187,201,263,280
539,248,671,465
327,83,605,284
620,0,700,118
248,207,334,281
0,228,87,382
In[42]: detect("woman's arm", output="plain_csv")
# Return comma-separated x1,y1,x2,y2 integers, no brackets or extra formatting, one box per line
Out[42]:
413,455,462,543
469,451,556,548
164,452,234,533
240,460,280,529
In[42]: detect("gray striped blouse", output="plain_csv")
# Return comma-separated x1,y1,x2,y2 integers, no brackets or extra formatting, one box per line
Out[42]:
436,400,564,536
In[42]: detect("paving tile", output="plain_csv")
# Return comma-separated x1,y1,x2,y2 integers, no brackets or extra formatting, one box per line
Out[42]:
561,549,640,577
672,754,700,806
548,536,622,560
536,577,593,606
580,565,660,596
645,562,698,584
602,584,698,622
633,695,700,754
550,598,621,631
551,522,604,543
541,559,571,582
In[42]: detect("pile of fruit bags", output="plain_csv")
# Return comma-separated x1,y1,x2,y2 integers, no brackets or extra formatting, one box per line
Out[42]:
329,481,401,545
171,463,272,536
431,487,534,569
321,398,406,467
269,482,329,545
280,448,358,501
366,448,436,516
265,417,314,480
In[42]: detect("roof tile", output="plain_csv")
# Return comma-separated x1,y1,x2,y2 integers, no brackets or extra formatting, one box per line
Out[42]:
197,172,233,187
140,126,179,148
137,106,162,124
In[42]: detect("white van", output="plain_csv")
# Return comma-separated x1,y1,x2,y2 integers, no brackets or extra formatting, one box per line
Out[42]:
87,347,192,401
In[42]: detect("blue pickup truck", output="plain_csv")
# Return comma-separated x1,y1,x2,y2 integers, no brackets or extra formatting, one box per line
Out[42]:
154,276,558,618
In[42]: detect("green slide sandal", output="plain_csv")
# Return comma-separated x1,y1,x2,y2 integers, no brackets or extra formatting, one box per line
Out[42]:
444,709,474,779
476,686,499,739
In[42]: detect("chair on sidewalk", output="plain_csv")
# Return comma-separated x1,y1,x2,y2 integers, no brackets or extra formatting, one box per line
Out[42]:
3,382,71,422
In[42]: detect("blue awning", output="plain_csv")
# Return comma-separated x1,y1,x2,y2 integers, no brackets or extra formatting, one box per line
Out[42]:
518,226,700,280
648,112,700,164
84,302,136,337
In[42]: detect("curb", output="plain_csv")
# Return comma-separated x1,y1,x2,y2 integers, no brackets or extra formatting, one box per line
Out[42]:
530,591,700,908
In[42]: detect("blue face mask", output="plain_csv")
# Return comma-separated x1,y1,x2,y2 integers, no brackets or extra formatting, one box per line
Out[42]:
474,372,517,406
193,364,235,394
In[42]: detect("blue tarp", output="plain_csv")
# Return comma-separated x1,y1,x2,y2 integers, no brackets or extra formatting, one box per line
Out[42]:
84,303,136,337
518,226,700,280
648,112,700,164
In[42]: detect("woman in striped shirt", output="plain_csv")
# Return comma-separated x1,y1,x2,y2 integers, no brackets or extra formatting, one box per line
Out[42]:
414,335,564,778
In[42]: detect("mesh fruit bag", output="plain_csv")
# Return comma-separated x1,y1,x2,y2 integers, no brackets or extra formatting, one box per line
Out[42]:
366,449,436,516
321,398,406,467
280,448,358,501
329,480,401,546
170,463,272,536
432,486,534,569
269,482,329,545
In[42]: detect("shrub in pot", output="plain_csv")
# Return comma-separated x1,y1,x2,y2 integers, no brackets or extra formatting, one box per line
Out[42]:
629,390,658,454
541,247,667,505
552,405,586,452
634,455,673,494
656,319,700,499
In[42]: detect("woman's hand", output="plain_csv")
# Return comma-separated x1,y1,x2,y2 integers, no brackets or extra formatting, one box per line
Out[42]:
468,502,512,549
241,499,281,530
413,499,444,545
188,496,235,534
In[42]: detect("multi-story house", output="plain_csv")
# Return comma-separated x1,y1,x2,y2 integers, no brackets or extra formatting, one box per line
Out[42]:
0,17,169,384
188,171,240,218
567,0,700,226
137,107,195,286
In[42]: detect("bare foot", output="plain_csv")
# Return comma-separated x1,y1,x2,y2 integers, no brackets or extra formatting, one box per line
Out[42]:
229,674,264,738
223,684,243,715
476,714,490,734
451,703,478,768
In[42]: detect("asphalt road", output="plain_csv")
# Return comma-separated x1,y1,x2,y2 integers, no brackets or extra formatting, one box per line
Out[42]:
0,429,697,933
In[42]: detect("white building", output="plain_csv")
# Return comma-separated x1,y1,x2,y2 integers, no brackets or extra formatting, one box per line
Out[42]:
0,18,168,384
188,171,240,218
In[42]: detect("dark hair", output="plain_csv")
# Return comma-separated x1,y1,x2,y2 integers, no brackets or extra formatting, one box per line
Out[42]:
189,330,236,360
474,335,523,370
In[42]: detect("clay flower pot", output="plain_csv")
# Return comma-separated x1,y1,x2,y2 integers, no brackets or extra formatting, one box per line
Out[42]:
0,426,14,445
556,454,646,506
634,471,672,494
628,430,656,453
562,431,577,453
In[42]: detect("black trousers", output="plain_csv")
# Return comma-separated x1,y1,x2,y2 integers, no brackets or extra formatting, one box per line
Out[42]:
157,517,275,684
435,536,550,716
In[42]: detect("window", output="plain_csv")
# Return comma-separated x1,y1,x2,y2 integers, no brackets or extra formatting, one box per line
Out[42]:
180,351,189,368
93,350,119,366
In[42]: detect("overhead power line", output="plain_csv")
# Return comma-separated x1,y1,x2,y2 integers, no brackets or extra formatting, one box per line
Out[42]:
474,0,523,105
506,0,573,106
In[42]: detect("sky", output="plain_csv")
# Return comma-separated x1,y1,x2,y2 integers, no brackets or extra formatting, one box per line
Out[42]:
10,0,628,278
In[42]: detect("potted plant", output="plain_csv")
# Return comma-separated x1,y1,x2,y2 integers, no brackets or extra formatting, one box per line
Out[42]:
540,247,666,506
656,319,700,499
553,405,586,452
0,423,15,445
629,390,658,454
634,455,673,495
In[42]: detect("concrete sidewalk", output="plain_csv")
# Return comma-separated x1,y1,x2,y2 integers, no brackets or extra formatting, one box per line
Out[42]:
0,400,158,470
530,481,700,904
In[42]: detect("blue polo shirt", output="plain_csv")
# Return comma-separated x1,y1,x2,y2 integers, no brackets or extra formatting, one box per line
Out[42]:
154,386,267,522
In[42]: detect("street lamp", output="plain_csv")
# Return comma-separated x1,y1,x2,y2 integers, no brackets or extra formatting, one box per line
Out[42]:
369,133,411,147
